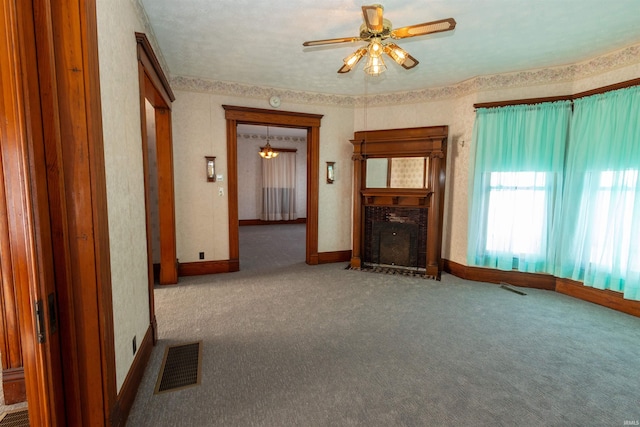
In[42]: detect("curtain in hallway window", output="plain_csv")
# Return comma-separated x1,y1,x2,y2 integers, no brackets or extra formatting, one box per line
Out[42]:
467,101,571,272
554,87,640,300
261,152,297,221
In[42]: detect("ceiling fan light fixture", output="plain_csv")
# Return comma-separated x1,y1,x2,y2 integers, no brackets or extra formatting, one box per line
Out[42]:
363,53,387,76
342,47,367,69
363,38,386,76
368,38,383,58
384,43,408,65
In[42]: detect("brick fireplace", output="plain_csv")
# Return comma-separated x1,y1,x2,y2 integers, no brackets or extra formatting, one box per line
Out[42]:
364,206,427,270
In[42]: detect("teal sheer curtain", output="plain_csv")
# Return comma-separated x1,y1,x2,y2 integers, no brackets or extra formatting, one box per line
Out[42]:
467,101,571,272
554,87,640,300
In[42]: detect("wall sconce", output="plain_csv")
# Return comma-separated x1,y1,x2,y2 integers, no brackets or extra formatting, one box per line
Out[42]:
205,156,216,182
326,162,335,184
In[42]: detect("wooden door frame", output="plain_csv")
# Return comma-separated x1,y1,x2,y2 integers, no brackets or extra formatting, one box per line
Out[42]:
2,0,119,425
222,106,323,267
0,1,64,424
136,33,176,345
47,0,117,424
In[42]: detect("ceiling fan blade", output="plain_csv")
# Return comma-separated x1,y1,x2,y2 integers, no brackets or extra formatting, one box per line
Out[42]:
337,64,353,74
391,17,456,39
303,36,362,47
400,53,419,70
362,5,384,33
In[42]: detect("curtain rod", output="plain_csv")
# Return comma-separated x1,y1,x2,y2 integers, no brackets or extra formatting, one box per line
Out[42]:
473,77,640,110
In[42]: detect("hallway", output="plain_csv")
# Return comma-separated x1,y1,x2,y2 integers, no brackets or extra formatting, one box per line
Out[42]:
238,224,306,272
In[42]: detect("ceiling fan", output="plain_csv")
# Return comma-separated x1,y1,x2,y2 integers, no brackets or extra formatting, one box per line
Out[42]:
302,4,456,76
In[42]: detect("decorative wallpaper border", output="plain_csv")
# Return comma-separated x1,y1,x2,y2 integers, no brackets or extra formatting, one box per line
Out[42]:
169,41,640,107
238,133,307,143
170,76,355,107
357,43,640,106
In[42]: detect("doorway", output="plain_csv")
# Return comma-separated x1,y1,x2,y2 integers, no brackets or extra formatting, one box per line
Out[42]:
236,124,308,271
136,34,177,347
223,105,323,269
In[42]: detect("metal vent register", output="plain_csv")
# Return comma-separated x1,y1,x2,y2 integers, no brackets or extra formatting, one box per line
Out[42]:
0,409,29,427
154,341,202,394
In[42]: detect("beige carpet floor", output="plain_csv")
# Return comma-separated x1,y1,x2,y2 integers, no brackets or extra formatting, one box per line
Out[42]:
125,224,640,426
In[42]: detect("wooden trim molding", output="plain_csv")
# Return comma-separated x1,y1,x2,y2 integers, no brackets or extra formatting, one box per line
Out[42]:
573,77,640,99
443,259,640,317
556,278,640,318
45,0,117,423
2,368,26,405
178,260,240,276
306,126,320,265
239,218,306,226
135,33,174,103
318,250,351,264
223,105,323,127
137,33,177,358
178,252,347,274
474,77,640,109
443,259,556,291
474,95,572,109
109,325,153,427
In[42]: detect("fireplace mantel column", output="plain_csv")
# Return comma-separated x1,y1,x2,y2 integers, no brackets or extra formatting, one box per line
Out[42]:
350,153,364,268
426,150,445,277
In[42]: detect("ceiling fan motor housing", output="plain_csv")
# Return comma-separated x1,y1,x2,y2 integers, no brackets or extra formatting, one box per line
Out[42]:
359,19,392,39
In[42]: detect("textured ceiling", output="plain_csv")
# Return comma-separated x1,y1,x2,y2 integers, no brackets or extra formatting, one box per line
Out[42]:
140,0,640,96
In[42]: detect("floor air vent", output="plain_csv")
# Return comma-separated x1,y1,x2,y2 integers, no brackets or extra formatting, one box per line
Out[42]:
0,409,29,427
154,341,202,394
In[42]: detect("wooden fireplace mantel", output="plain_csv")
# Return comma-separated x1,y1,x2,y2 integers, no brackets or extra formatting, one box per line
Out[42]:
350,126,448,278
361,188,434,207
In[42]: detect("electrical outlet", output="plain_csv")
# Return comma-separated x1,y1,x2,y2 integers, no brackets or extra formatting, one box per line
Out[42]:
132,336,137,355
218,187,224,196
199,252,204,260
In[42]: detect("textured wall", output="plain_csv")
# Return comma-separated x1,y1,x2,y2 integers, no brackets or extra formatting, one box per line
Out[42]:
95,0,151,392
172,92,354,262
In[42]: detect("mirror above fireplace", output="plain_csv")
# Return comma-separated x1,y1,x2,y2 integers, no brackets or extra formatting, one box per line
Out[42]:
365,157,430,189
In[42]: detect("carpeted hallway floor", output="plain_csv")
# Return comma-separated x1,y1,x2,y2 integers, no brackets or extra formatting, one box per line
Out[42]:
126,224,640,426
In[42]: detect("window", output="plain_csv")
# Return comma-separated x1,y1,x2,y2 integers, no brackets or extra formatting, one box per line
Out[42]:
553,86,640,300
580,169,639,272
467,101,570,273
470,87,640,300
485,171,549,257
